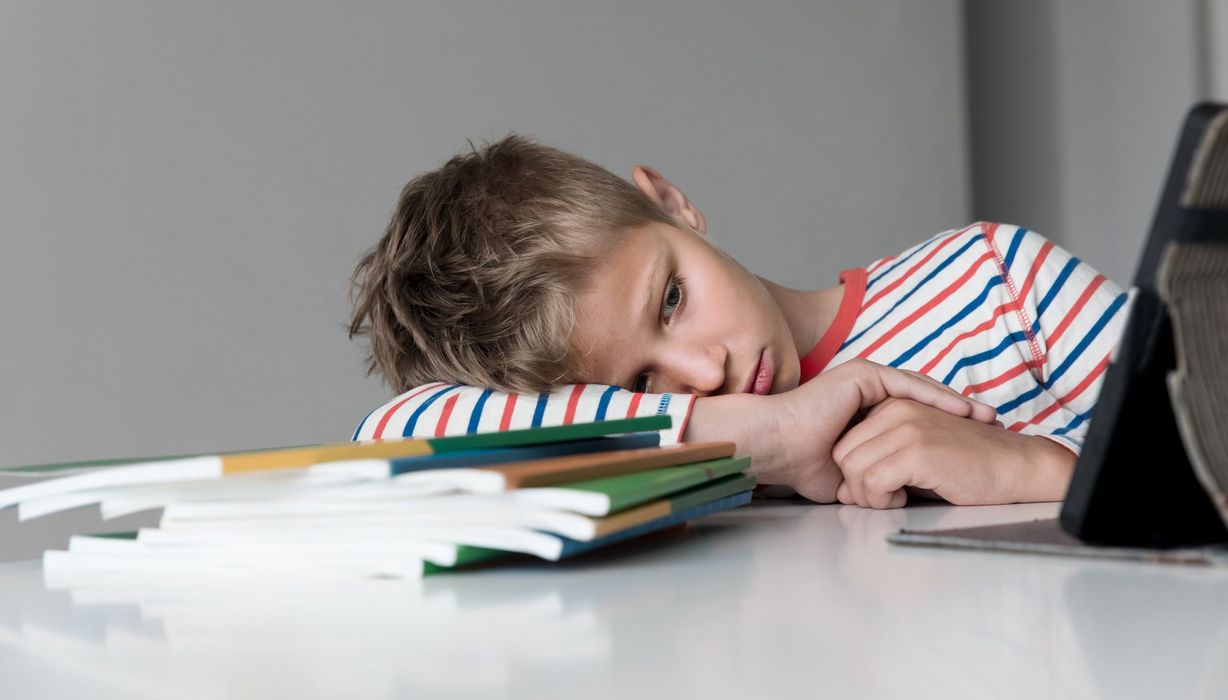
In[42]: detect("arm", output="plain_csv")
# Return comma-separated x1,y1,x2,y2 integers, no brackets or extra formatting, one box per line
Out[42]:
830,226,1130,508
352,382,693,445
831,398,1075,508
354,360,998,503
684,359,999,501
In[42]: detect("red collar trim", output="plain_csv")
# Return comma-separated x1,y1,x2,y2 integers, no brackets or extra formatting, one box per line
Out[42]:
798,267,867,383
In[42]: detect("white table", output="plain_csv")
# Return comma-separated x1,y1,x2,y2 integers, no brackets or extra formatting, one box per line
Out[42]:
2,500,1226,699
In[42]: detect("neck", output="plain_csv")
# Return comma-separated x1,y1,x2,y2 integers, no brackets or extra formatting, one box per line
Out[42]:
758,276,847,359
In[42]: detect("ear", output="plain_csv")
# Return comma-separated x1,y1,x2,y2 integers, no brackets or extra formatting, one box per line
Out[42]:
631,165,707,237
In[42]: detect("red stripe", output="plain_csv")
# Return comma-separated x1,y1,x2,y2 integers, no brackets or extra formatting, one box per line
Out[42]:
961,360,1035,396
858,251,995,360
562,384,587,425
372,382,446,440
992,232,1049,377
676,395,696,442
1045,275,1106,349
498,393,519,431
918,241,1052,375
982,221,999,245
920,303,1013,375
866,254,897,276
434,394,459,437
624,392,644,418
1016,241,1053,299
861,225,973,311
1007,353,1111,431
800,268,867,381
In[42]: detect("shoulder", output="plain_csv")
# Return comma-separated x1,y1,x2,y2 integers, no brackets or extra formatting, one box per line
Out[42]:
864,222,999,284
878,221,1070,283
974,222,1063,279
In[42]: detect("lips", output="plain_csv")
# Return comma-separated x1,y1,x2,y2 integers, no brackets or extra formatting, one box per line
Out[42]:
743,350,773,395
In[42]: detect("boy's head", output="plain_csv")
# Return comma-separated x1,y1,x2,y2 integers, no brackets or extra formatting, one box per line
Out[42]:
350,134,802,397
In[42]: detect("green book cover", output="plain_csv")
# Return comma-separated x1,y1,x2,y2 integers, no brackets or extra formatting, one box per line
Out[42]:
427,475,759,574
668,473,758,512
548,455,750,514
425,415,670,453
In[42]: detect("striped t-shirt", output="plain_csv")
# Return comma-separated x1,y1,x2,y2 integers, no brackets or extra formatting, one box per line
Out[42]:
353,222,1130,455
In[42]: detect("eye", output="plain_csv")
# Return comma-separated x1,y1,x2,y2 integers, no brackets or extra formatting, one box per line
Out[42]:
662,274,686,321
632,374,649,392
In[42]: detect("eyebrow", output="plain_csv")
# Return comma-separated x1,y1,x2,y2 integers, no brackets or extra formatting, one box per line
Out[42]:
624,249,667,390
640,251,667,332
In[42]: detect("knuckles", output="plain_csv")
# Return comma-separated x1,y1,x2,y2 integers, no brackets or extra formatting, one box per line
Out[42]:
862,465,895,496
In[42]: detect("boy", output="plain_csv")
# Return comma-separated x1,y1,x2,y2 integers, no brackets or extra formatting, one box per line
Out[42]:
349,135,1128,509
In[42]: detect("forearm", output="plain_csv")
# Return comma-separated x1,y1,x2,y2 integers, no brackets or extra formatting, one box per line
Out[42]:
1010,435,1078,503
681,393,789,480
680,388,840,502
679,361,1003,503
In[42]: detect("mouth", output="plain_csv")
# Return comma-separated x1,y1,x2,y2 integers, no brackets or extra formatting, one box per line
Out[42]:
743,350,773,395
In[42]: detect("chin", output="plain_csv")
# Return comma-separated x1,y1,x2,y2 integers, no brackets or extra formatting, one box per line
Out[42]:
780,367,802,392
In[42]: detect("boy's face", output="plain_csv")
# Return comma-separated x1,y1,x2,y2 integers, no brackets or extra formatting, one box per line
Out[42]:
569,220,802,397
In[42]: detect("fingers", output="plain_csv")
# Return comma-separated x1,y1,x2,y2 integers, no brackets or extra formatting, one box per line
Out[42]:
835,481,854,504
790,459,845,503
834,426,914,509
899,368,998,424
832,405,896,464
864,463,911,509
836,479,903,508
893,366,997,422
846,359,997,424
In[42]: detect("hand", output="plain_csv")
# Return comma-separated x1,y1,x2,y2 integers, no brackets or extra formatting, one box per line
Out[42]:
755,359,998,501
831,398,1077,508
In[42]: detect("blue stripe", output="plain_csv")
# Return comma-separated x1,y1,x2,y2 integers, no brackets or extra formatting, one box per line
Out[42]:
1053,408,1093,436
1032,257,1080,324
889,276,1004,368
466,388,494,435
530,392,549,428
401,385,460,437
1002,227,1027,270
594,385,620,421
656,394,672,415
940,330,1030,385
865,233,945,291
841,234,985,352
351,404,382,442
996,384,1043,415
1053,435,1084,451
994,291,1127,415
1041,292,1127,389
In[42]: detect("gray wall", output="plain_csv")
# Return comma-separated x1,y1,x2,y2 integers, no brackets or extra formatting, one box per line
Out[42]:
966,0,1206,285
0,1,969,468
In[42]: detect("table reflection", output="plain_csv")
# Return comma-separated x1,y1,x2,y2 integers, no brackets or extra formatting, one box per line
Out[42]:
1,502,1227,699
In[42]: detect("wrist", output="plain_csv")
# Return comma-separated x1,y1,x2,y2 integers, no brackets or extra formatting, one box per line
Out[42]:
682,392,788,477
1010,435,1078,503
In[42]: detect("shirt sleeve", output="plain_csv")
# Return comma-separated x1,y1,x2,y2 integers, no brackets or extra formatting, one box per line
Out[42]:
989,225,1132,454
351,383,696,446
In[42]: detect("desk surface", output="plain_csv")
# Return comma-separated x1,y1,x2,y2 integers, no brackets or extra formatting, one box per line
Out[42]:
2,500,1227,699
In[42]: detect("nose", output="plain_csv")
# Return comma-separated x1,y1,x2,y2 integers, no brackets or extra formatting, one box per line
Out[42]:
656,341,727,397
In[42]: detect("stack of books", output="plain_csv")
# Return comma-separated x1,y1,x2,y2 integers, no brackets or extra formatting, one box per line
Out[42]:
2,416,755,579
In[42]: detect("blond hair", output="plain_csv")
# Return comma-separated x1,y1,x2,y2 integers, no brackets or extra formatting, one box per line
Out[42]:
349,134,677,393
